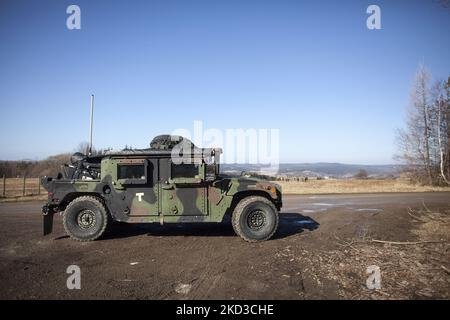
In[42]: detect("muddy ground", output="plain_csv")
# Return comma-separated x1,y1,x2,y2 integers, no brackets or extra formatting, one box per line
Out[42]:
0,193,449,299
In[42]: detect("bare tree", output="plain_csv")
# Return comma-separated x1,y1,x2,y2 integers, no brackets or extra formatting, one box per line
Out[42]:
415,66,433,184
354,169,368,179
76,142,90,155
434,78,450,184
75,142,107,156
396,66,450,185
426,78,450,185
446,77,450,182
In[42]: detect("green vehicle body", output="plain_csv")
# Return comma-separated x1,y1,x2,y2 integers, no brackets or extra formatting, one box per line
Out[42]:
41,135,282,237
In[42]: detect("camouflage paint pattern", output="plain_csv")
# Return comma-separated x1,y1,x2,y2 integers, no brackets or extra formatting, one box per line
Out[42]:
41,154,282,226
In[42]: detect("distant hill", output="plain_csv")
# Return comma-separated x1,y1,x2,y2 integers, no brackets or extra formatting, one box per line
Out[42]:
221,163,402,179
1,155,402,179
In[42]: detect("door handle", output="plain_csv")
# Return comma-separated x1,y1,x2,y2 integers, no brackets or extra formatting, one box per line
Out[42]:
161,184,174,190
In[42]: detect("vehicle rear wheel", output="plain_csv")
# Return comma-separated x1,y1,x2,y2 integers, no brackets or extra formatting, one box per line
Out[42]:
232,196,279,242
63,196,109,241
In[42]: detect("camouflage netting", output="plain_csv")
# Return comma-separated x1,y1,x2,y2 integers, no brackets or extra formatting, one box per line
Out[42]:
150,135,197,150
102,135,206,156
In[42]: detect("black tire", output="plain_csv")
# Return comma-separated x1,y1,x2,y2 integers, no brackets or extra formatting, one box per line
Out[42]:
63,196,109,241
232,196,279,242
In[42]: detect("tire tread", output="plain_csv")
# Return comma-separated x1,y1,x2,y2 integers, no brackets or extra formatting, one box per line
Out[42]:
63,195,109,242
232,196,279,242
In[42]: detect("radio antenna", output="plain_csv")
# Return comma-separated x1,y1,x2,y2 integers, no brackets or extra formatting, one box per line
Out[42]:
88,94,94,156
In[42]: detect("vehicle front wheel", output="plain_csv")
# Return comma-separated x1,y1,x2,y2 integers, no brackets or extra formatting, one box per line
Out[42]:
232,196,279,242
63,196,109,241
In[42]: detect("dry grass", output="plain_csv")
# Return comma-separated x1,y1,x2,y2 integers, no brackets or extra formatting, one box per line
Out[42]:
332,205,450,299
277,205,450,299
0,195,47,203
276,179,450,194
1,178,450,203
0,178,46,202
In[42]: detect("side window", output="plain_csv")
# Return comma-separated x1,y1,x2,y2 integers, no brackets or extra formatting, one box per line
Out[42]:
171,163,199,179
117,164,145,180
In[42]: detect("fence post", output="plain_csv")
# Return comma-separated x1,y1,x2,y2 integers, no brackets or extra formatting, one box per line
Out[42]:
38,176,41,195
2,175,5,197
23,176,26,196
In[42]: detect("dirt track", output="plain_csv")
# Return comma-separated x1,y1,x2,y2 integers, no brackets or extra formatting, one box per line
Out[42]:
0,193,449,299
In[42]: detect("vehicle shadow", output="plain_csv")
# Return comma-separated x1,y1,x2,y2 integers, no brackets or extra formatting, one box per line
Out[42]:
99,212,319,241
102,218,236,240
274,212,320,240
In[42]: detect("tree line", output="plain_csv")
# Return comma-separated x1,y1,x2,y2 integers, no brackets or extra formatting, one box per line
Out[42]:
396,66,450,185
0,143,109,178
0,154,71,178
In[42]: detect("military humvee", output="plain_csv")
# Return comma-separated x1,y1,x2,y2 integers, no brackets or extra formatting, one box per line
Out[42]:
41,135,282,242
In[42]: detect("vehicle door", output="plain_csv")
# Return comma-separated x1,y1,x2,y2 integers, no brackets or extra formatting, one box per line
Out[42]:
159,158,207,216
112,158,159,217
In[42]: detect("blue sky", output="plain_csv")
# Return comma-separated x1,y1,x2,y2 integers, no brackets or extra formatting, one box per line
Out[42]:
0,0,449,164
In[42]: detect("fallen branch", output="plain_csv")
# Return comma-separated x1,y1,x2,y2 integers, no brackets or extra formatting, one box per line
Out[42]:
441,265,450,275
371,239,446,245
334,235,360,251
420,200,445,221
421,199,433,213
422,247,446,255
407,207,427,222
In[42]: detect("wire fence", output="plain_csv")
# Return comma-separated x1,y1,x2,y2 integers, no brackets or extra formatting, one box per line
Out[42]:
1,176,43,198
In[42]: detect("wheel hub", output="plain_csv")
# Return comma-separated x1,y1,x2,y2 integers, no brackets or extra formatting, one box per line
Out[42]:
247,210,266,230
77,210,96,229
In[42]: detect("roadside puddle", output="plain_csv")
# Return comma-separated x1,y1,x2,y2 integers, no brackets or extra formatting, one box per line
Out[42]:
301,209,327,213
292,220,316,225
355,208,383,212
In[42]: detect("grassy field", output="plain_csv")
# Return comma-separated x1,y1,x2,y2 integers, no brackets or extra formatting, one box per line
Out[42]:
276,179,450,194
0,178,46,202
1,178,41,195
1,178,450,203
